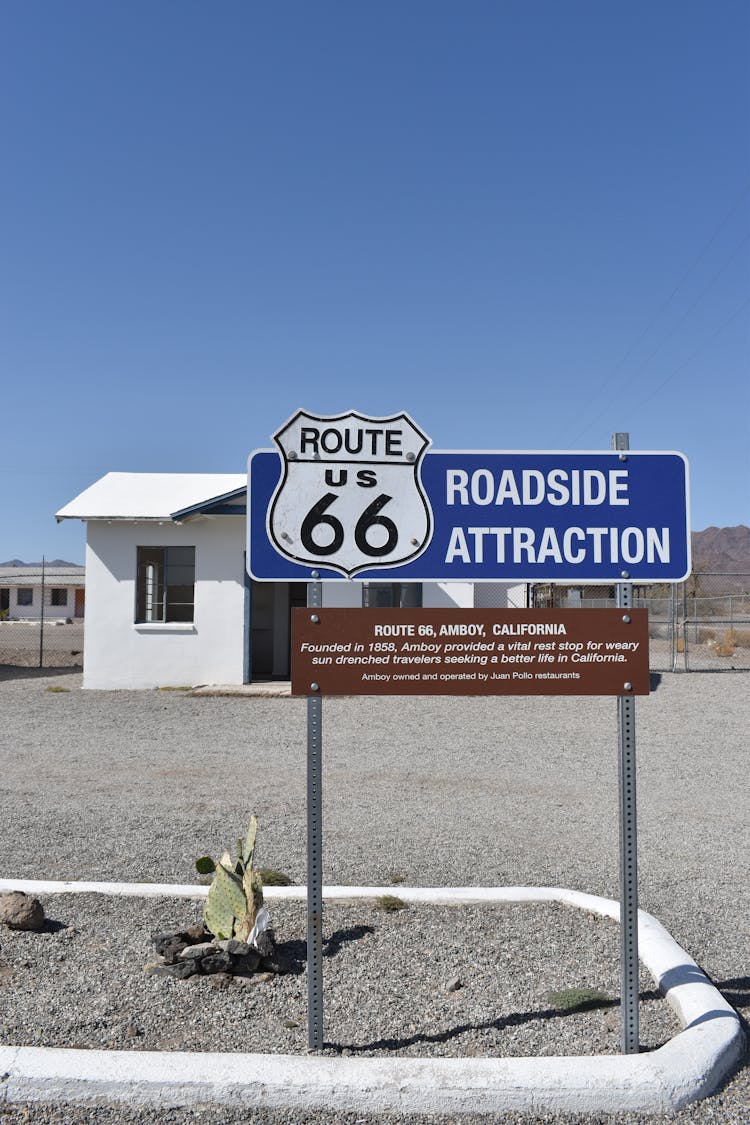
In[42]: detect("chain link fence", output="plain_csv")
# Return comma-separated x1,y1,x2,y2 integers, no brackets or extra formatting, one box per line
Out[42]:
675,572,750,672
530,573,750,673
0,567,84,669
0,621,84,669
2,571,747,674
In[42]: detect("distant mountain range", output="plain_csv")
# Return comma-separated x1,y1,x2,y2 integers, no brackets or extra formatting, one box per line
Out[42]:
690,526,750,592
691,526,749,572
0,559,82,568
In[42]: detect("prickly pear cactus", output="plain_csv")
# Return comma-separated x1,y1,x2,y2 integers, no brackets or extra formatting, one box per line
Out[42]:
242,817,258,868
205,862,246,940
202,816,265,943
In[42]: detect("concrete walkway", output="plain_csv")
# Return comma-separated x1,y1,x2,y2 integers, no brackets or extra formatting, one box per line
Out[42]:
189,681,292,697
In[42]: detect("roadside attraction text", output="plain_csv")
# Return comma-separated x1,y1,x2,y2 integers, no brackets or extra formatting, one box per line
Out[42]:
248,446,690,582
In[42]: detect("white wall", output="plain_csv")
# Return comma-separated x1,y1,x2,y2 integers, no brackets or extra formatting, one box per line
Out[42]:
424,582,474,608
83,519,246,689
6,586,82,621
323,582,519,609
322,582,363,608
472,582,528,609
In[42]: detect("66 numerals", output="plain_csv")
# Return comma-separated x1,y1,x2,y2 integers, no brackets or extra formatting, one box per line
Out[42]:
300,492,398,558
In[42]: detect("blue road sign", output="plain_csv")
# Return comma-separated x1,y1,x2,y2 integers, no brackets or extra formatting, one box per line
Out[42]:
248,448,690,584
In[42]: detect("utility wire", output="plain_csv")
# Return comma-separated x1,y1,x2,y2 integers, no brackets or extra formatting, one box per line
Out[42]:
564,179,750,443
634,295,750,410
568,229,750,444
628,230,750,370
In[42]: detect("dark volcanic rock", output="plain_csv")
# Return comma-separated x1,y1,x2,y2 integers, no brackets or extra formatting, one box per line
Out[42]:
151,932,188,963
166,959,199,980
146,920,283,981
230,948,261,975
201,950,232,974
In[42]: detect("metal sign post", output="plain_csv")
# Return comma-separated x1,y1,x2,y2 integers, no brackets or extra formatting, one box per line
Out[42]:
306,574,324,1051
613,432,639,1054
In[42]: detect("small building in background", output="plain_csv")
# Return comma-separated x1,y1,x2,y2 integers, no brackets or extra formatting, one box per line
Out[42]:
0,563,85,622
56,472,525,690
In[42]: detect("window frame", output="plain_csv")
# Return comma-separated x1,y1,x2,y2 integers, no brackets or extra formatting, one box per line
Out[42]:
135,545,196,624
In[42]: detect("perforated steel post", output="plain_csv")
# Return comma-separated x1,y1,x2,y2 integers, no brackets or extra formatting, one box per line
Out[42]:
306,578,324,1051
613,432,639,1054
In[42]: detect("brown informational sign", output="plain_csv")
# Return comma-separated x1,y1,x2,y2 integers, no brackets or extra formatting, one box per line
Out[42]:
291,608,650,697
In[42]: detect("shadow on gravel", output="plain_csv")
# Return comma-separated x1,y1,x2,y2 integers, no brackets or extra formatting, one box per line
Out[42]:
716,976,750,1023
275,925,376,972
0,666,80,683
717,976,749,1004
39,918,68,934
329,988,664,1054
324,924,375,957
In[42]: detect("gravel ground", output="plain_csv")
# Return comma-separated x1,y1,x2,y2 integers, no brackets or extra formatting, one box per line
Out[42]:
0,896,675,1057
0,666,747,1123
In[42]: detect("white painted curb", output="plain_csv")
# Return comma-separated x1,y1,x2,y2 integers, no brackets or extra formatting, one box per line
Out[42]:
0,882,744,1115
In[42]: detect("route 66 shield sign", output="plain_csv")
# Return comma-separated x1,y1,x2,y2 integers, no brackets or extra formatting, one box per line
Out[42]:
267,409,433,577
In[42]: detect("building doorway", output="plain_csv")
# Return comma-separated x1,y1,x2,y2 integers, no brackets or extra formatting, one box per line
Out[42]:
250,581,307,680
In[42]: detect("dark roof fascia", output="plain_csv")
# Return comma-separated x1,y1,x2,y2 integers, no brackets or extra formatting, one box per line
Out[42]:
170,487,247,521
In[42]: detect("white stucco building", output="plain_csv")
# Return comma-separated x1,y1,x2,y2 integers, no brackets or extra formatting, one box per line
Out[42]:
0,564,85,622
56,473,525,690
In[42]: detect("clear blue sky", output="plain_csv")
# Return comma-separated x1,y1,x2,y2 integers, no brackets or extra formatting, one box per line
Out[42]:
2,1,748,564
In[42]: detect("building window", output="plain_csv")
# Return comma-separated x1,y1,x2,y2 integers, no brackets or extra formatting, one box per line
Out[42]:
17,589,33,606
136,546,195,623
51,588,68,607
362,583,422,608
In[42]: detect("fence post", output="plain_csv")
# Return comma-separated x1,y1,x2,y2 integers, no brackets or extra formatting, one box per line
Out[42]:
670,582,678,672
38,556,46,669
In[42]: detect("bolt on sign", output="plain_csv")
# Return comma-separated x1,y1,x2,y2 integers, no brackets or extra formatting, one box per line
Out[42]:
291,609,650,696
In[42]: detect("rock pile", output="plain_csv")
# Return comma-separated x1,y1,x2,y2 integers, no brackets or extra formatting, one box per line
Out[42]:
145,920,297,985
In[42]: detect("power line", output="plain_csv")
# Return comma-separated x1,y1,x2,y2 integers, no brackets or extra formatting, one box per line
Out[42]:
628,230,750,371
568,229,750,444
634,295,750,410
564,179,750,443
